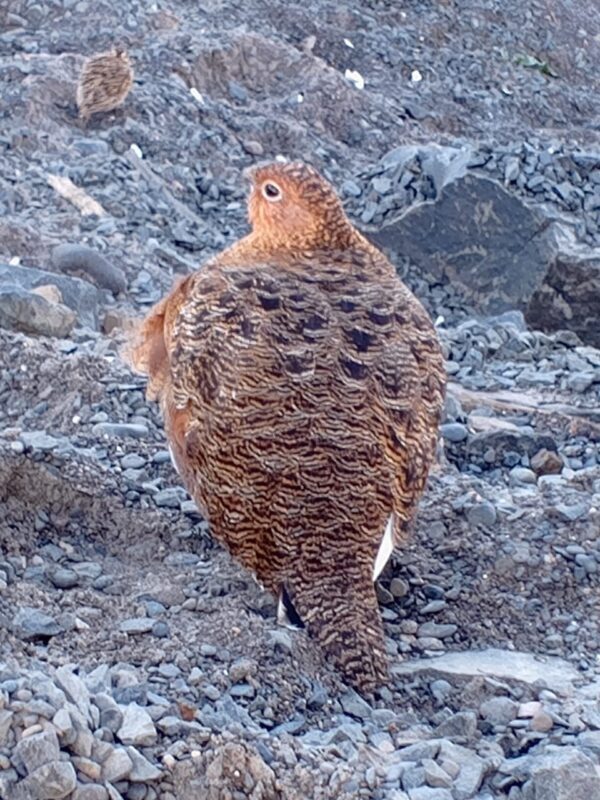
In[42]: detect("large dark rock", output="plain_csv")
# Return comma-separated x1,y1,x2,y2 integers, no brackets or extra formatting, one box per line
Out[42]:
369,173,555,314
526,228,600,348
368,173,600,347
0,263,99,329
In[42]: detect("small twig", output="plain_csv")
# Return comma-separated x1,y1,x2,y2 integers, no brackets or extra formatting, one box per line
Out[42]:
47,174,106,217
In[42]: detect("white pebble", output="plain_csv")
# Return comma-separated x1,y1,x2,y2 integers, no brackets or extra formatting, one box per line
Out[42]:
162,753,176,770
21,724,43,738
345,69,365,90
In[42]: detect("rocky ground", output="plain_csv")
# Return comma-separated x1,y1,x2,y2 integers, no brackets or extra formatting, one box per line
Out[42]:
1,0,600,798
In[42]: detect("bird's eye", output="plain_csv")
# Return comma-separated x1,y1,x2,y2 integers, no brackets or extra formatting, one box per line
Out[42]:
262,182,282,202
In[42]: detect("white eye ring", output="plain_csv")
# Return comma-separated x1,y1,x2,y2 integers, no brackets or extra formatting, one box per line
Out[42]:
262,181,282,202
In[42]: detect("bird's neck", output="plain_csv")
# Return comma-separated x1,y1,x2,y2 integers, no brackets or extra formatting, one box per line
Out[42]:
217,226,380,267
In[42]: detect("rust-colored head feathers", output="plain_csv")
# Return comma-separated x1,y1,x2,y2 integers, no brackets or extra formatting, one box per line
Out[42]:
244,161,356,251
77,47,133,123
127,161,446,695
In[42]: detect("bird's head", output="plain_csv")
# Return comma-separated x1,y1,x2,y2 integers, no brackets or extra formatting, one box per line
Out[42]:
112,44,130,62
244,161,355,251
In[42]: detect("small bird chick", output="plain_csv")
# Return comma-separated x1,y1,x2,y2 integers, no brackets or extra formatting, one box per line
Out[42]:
76,47,133,123
127,161,446,695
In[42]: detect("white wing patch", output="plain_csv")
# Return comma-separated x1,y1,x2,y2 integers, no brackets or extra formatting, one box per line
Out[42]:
168,444,180,475
373,513,395,581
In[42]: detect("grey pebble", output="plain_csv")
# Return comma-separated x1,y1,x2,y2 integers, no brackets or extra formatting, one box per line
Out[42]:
441,423,469,443
20,760,77,798
92,423,149,439
72,784,109,800
119,618,155,635
436,710,478,740
466,500,497,527
480,696,518,725
0,287,76,339
151,621,170,638
407,788,453,800
13,607,63,639
390,577,410,598
403,766,426,791
420,600,447,615
14,728,60,772
509,466,537,485
117,704,157,747
339,690,372,720
418,622,457,639
72,562,103,580
153,488,183,508
151,450,172,464
120,454,146,469
423,759,453,789
47,566,80,589
101,747,133,783
20,431,61,451
399,741,441,761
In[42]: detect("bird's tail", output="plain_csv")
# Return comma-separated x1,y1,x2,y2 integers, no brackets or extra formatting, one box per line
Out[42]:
285,569,388,695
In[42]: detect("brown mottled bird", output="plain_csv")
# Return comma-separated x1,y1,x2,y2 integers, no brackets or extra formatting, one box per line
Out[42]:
128,162,446,693
76,48,133,123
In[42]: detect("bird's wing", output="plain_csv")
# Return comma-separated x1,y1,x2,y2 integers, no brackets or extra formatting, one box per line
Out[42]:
126,274,193,402
332,276,446,527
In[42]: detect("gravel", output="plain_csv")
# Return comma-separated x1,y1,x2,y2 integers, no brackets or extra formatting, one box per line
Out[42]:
0,0,598,797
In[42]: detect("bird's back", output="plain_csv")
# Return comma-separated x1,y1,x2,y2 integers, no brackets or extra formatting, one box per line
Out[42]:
77,51,133,120
169,247,444,532
129,161,446,694
132,243,444,692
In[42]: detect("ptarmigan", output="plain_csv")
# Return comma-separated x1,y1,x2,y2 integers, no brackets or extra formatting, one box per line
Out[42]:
128,161,446,693
76,48,133,123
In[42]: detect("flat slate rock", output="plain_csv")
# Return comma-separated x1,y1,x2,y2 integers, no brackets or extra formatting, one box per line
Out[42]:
391,649,581,695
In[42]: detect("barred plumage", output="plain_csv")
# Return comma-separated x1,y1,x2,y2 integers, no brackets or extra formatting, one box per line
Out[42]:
128,162,446,693
76,48,133,123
